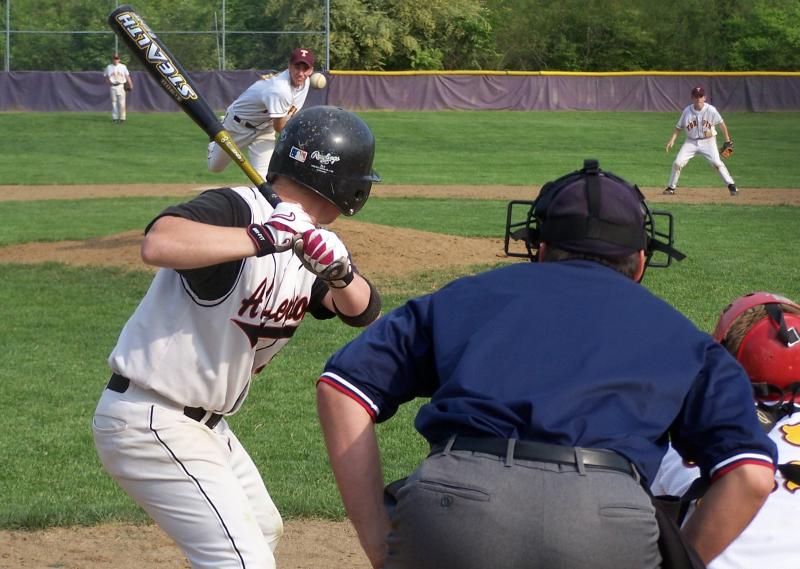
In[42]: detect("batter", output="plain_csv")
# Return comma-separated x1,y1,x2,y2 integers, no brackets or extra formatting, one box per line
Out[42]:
664,86,738,196
93,107,382,569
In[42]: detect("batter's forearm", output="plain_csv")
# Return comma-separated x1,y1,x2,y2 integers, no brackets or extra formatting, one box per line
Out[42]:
328,274,372,314
142,216,259,269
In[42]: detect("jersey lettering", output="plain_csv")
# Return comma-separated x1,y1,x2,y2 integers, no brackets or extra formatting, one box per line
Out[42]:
233,277,309,347
239,277,274,318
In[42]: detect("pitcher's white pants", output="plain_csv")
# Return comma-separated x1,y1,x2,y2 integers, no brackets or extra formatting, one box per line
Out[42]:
668,137,734,189
207,113,276,180
93,384,282,568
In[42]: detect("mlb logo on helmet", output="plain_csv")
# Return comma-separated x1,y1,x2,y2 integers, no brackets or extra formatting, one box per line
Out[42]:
289,146,307,163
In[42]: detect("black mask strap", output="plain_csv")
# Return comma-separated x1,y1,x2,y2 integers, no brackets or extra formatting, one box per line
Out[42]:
765,304,800,347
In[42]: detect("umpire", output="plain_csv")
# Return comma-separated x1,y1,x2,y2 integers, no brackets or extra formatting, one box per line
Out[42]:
316,160,777,569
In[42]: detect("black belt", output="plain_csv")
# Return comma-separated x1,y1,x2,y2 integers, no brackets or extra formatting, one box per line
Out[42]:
429,436,637,478
107,373,223,430
233,115,256,129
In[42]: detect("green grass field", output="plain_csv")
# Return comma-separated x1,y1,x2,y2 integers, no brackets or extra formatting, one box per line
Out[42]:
1,111,799,187
1,110,799,530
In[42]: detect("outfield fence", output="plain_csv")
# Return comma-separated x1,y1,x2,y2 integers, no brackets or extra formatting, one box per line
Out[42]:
1,71,799,113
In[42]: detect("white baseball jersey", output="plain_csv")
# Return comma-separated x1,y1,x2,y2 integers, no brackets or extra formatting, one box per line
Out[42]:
675,102,723,140
108,186,318,413
104,62,130,86
226,69,309,131
651,412,800,568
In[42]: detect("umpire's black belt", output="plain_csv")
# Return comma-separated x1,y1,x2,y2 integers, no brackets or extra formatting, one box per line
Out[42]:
430,436,637,478
233,115,257,129
107,373,223,430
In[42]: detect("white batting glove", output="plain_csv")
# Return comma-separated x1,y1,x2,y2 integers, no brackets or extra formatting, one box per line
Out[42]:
293,228,354,288
247,202,315,256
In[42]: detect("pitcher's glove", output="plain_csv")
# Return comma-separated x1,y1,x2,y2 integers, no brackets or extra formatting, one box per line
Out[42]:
293,228,355,288
720,140,734,159
124,83,132,92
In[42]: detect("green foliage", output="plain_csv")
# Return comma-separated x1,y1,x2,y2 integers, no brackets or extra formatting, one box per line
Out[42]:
725,1,800,71
6,0,799,71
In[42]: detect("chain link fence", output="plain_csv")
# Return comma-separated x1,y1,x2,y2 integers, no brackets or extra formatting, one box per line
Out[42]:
1,0,330,72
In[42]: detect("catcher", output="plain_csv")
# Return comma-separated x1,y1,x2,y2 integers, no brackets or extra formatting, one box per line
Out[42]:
663,86,738,196
652,292,800,568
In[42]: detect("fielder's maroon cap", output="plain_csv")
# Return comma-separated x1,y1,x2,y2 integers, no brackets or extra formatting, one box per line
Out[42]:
290,48,314,68
691,86,705,98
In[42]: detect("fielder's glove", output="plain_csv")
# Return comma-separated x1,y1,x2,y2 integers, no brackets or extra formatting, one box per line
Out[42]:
124,83,132,92
720,140,734,159
293,228,355,288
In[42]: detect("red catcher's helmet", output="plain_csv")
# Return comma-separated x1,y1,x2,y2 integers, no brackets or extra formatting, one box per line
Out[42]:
713,291,800,389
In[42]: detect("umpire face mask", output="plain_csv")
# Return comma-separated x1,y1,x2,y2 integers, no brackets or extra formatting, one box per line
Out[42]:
504,159,686,279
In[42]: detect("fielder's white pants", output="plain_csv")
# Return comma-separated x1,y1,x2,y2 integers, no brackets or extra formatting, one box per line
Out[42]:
110,84,127,121
668,137,734,189
207,113,276,180
93,383,282,569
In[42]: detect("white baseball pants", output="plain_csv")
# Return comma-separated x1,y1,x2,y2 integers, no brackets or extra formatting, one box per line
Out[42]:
668,137,734,189
110,84,127,121
207,114,276,180
93,383,282,569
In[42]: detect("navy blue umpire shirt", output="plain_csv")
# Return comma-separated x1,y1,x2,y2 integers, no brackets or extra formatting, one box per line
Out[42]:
319,260,777,485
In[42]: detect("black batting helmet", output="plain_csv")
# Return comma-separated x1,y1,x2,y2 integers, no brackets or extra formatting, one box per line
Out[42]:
504,159,685,278
267,105,381,216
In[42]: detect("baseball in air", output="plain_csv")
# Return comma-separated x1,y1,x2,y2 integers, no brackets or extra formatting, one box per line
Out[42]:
310,72,327,89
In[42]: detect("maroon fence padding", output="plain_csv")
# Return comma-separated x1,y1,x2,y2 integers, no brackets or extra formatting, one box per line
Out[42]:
0,70,329,112
1,71,798,112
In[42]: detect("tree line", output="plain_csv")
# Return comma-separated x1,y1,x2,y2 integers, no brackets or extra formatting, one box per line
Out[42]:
2,0,798,72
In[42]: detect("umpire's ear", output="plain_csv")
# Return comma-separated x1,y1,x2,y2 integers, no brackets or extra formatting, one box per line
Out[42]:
634,250,646,283
537,243,547,262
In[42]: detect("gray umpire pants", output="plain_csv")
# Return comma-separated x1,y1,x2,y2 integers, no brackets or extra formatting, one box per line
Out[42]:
383,444,662,569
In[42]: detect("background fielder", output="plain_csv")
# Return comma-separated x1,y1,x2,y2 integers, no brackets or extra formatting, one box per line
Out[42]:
93,106,382,569
664,86,738,196
103,52,133,124
207,48,315,179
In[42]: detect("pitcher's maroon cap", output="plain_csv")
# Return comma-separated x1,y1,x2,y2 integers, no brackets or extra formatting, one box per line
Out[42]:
290,48,314,68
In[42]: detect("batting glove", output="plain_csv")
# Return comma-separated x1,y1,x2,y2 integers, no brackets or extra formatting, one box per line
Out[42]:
293,228,354,288
247,202,315,256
